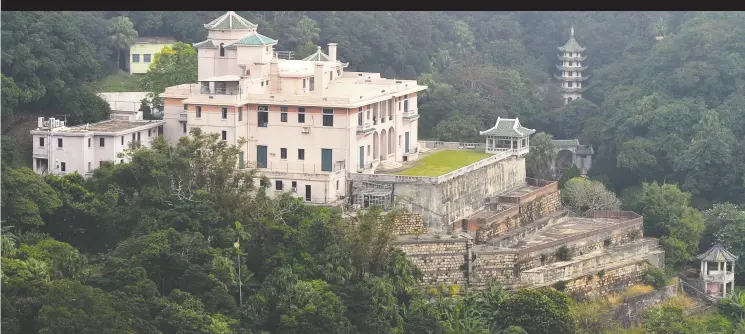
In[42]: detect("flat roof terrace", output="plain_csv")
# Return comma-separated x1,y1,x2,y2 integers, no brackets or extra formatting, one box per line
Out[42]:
393,150,493,177
35,120,164,134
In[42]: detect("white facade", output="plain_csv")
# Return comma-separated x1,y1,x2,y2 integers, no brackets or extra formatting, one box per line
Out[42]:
30,117,165,176
161,11,426,204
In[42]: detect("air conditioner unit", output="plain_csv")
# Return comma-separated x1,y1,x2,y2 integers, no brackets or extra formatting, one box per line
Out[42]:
291,187,297,192
301,127,311,133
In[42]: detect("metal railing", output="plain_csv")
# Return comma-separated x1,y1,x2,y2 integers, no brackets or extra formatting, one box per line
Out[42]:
250,161,346,173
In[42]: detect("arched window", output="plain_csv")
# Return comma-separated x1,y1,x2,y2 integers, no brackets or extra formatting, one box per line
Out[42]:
219,43,225,57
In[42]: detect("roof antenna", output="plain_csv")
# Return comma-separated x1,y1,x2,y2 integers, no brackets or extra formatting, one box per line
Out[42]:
571,25,575,37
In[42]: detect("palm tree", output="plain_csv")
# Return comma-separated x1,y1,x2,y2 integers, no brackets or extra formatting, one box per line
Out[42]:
1,223,18,256
109,16,138,70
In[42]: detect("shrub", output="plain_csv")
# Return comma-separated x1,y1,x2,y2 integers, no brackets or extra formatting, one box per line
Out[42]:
603,238,612,247
552,280,568,291
556,246,573,261
644,267,668,289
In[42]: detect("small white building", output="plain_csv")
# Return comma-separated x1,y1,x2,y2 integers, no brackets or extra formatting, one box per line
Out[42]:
697,243,737,299
99,92,162,118
30,117,164,176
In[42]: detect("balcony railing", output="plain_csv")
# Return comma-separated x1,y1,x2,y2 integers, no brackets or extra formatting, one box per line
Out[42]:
249,160,346,173
200,86,240,95
357,122,374,134
554,74,589,81
556,64,588,72
485,147,529,155
560,86,587,93
402,110,420,120
557,54,587,61
703,271,735,282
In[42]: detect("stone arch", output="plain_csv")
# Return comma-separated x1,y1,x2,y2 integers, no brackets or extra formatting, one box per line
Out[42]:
556,149,574,171
373,131,379,160
380,129,388,160
388,126,395,157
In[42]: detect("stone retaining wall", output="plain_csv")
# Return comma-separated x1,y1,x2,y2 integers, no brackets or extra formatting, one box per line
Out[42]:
563,260,651,301
475,185,562,243
390,213,425,235
396,238,469,285
614,284,679,328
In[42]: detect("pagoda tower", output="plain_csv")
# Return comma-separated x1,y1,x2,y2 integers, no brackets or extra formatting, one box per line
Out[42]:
556,26,588,104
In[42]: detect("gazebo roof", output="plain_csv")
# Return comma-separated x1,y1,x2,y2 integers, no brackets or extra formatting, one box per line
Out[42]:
696,243,738,262
204,11,257,30
480,117,536,137
302,46,331,62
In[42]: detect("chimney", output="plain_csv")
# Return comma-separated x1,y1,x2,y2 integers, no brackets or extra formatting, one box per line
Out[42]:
314,63,325,96
38,117,44,129
328,43,338,62
270,60,280,93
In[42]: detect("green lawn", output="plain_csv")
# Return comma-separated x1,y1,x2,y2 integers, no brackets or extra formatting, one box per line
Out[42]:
396,150,492,177
93,71,143,92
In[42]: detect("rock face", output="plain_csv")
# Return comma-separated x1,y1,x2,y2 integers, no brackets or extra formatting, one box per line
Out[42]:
392,178,665,298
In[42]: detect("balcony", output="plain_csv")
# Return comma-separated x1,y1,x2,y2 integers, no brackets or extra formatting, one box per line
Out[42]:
557,54,586,61
556,64,588,72
250,160,346,174
554,74,589,82
402,110,420,120
485,147,530,156
357,122,375,134
179,111,188,121
560,86,587,93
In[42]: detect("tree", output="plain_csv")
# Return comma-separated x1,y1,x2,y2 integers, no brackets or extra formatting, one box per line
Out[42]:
497,288,576,334
109,16,139,70
561,177,621,214
526,132,556,180
1,168,62,229
288,17,320,46
37,280,133,334
558,165,581,188
140,42,197,110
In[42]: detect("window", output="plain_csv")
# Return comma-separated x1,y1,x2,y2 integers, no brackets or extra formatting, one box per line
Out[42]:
238,107,243,121
222,131,227,140
132,54,140,63
58,138,63,148
196,106,202,118
367,145,370,156
275,180,283,191
39,137,44,147
298,149,305,160
120,159,124,164
358,112,363,126
148,129,151,137
88,138,91,147
309,77,315,91
183,123,187,133
258,111,268,127
132,133,136,141
219,43,225,57
137,132,141,142
281,106,288,112
298,107,306,123
121,136,124,145
222,108,228,119
100,138,105,147
322,108,334,127
60,162,66,172
329,71,333,81
567,81,573,88
261,81,264,87
291,181,297,190
403,99,409,112
303,79,307,89
143,54,151,63
238,151,245,169
336,180,339,190
281,112,287,122
88,162,91,171
184,104,189,110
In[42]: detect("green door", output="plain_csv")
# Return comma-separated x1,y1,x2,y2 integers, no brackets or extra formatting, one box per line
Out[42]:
321,148,332,172
404,132,410,153
359,146,365,169
257,145,267,168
